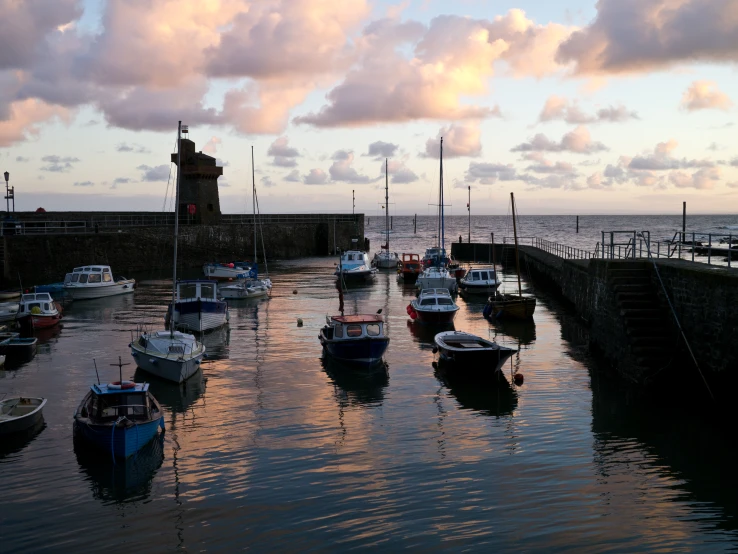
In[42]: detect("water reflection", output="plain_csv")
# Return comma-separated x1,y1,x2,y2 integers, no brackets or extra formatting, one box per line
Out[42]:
321,356,389,407
74,432,165,504
201,325,230,360
434,363,518,416
0,419,46,460
488,318,537,347
407,320,454,348
137,367,206,414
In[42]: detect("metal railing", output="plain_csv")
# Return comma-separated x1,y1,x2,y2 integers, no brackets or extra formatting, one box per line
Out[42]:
502,236,594,260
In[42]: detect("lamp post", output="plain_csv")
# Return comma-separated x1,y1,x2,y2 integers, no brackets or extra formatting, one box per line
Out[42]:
3,171,9,213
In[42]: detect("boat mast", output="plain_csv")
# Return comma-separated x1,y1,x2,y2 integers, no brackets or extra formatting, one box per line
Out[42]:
440,137,445,254
385,158,389,251
252,145,257,265
171,121,182,338
510,192,523,298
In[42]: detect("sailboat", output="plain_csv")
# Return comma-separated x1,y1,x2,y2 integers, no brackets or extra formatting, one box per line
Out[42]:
416,138,457,293
484,192,536,320
372,159,399,269
130,121,206,383
219,146,273,300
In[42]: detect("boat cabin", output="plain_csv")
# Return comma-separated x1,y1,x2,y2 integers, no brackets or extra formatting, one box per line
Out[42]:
18,292,56,315
176,280,219,302
339,250,371,269
400,253,421,271
464,268,498,283
79,383,155,422
64,265,115,285
416,289,457,308
422,247,448,267
323,314,386,341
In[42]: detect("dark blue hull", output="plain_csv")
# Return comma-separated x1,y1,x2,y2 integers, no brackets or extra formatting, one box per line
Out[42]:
320,334,389,367
74,417,164,458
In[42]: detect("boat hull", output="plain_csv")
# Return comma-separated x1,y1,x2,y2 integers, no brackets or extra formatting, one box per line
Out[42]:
130,344,204,383
219,287,269,299
319,334,389,367
484,296,537,320
413,308,458,324
173,299,228,333
434,333,517,378
336,269,376,282
0,338,38,361
73,417,164,458
0,397,46,436
64,280,136,300
373,257,399,269
459,282,500,295
17,312,62,330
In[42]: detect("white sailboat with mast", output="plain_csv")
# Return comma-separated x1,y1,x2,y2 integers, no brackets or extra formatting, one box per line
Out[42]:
373,158,399,269
417,138,457,293
220,146,272,299
130,121,205,383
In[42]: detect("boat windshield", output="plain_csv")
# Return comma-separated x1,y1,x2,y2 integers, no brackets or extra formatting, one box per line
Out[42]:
366,324,381,336
94,392,148,420
437,298,454,306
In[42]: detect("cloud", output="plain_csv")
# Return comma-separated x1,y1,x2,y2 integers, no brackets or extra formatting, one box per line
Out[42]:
669,167,721,190
329,150,373,183
511,126,607,154
261,175,276,188
113,177,133,185
268,136,299,167
137,164,170,182
284,169,301,182
680,81,732,112
727,181,738,189
526,159,576,174
539,95,639,123
202,136,222,154
384,159,418,184
15,156,30,162
366,141,398,159
304,168,328,185
215,158,229,167
40,154,80,172
465,162,518,184
557,0,738,74
73,181,94,187
629,139,714,170
0,99,68,147
424,122,482,158
116,143,151,154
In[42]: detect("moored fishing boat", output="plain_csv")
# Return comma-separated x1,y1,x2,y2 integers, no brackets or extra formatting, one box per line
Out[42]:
219,277,271,299
334,250,376,282
203,261,252,280
34,282,65,295
0,332,38,362
373,159,400,269
73,379,165,459
0,301,19,323
0,397,47,436
319,314,389,367
397,253,421,283
63,266,135,300
408,288,459,324
459,267,501,295
0,289,21,301
16,292,63,329
168,280,228,333
416,265,457,293
433,331,516,376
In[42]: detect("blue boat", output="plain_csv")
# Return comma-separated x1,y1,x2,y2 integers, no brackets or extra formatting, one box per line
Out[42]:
73,381,165,459
34,282,65,294
319,314,390,367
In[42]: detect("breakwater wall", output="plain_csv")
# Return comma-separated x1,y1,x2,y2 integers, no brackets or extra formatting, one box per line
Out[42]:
453,241,738,392
1,212,364,286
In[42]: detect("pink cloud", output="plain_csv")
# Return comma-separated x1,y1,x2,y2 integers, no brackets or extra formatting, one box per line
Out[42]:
423,122,482,159
680,81,732,112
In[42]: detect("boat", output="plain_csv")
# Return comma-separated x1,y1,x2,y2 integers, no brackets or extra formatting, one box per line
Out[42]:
220,145,273,300
168,280,228,333
459,267,501,295
16,292,63,329
202,261,252,280
0,301,19,323
334,250,377,282
417,138,457,293
63,265,136,300
408,288,459,324
372,159,400,269
319,314,390,367
416,266,457,293
34,282,65,295
73,379,165,459
0,397,47,436
433,331,517,376
397,253,421,283
130,329,205,383
0,289,21,301
484,192,536,320
0,333,38,362
130,121,205,383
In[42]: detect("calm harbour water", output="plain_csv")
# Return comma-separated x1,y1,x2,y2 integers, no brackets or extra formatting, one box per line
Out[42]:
2,215,738,552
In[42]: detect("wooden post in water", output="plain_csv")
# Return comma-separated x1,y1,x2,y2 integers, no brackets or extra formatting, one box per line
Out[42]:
414,214,416,234
467,185,471,243
491,232,497,272
391,215,393,230
510,193,523,298
682,201,686,243
576,216,579,233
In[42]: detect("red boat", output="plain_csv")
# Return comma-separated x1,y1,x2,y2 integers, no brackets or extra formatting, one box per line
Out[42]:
408,289,459,324
397,253,422,283
16,292,63,330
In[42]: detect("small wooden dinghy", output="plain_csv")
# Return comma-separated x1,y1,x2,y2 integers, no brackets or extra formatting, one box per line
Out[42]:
433,331,516,376
484,294,537,320
0,397,47,435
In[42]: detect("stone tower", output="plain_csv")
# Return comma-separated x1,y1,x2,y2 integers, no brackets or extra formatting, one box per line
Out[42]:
171,137,223,224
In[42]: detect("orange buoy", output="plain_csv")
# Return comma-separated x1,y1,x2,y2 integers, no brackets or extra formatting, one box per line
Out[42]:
513,373,524,385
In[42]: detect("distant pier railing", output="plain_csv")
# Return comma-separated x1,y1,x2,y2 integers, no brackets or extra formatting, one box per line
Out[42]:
502,237,594,260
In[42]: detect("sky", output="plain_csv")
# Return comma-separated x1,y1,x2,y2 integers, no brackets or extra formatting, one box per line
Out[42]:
1,0,738,216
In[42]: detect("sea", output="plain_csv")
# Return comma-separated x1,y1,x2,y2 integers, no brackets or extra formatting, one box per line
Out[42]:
1,214,737,552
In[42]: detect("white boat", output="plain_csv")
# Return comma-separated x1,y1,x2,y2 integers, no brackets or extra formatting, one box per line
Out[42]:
219,278,272,299
63,265,135,299
16,292,63,329
459,267,501,295
130,330,205,383
0,301,19,323
417,266,457,293
335,250,377,281
408,288,459,324
372,159,400,269
131,120,205,383
0,397,47,436
202,261,252,280
170,280,229,333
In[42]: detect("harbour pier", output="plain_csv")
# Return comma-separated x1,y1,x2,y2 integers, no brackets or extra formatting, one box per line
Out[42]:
452,238,738,396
